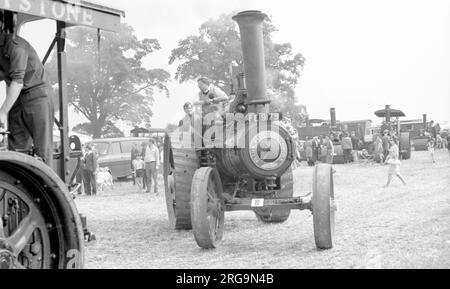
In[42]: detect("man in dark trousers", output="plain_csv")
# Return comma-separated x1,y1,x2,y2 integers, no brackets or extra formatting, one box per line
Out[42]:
83,143,98,196
0,12,54,167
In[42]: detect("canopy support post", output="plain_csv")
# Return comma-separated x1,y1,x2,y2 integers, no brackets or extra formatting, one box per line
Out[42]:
56,21,70,184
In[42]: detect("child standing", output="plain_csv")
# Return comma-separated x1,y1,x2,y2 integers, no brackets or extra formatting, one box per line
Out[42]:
133,155,146,192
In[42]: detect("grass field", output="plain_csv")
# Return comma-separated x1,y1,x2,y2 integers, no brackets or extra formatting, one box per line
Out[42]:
75,150,450,269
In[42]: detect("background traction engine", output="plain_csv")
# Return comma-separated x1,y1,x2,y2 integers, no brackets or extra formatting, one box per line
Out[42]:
164,10,336,249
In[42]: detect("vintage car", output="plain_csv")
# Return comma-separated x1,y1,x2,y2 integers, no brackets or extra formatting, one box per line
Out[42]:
88,137,150,180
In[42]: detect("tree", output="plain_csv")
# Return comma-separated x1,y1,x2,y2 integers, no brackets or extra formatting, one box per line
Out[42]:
169,13,308,127
48,23,170,138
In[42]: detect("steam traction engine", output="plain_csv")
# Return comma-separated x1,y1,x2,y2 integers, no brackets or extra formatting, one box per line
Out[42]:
164,11,336,249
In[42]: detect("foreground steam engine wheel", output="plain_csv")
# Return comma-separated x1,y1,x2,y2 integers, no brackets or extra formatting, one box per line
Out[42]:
163,135,199,230
312,164,336,249
0,153,84,269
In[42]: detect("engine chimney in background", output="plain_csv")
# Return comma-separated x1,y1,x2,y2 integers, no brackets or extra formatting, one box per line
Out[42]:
330,108,337,128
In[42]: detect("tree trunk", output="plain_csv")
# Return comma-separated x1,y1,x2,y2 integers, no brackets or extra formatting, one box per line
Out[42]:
92,121,103,139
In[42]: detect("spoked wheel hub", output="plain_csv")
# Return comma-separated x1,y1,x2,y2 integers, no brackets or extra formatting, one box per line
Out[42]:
205,178,223,240
0,249,15,269
0,180,52,269
0,152,85,269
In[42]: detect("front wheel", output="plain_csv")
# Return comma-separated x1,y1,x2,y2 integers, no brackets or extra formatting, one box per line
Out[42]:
190,167,224,249
312,164,336,249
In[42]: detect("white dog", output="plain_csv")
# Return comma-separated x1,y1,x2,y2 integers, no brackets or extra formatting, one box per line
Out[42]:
96,167,114,192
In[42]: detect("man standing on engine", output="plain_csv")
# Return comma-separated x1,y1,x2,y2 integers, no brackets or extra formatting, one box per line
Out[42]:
197,77,229,117
0,11,54,167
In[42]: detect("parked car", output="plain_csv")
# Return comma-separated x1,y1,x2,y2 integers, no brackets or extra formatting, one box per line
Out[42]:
88,137,150,180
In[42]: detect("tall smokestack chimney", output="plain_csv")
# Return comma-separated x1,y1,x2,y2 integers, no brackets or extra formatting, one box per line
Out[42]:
423,114,427,131
330,108,337,128
385,105,391,125
233,11,270,113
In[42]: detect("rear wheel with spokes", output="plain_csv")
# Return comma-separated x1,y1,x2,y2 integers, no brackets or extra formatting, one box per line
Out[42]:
0,152,84,269
0,179,52,269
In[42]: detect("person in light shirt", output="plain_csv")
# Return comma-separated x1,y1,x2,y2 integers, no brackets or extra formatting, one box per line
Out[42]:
142,138,160,193
132,154,145,193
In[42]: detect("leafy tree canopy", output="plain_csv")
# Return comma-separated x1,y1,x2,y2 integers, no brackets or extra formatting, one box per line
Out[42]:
48,23,170,138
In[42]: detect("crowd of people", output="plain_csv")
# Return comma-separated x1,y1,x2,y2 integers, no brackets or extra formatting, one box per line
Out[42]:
427,134,450,163
73,138,163,196
297,131,364,167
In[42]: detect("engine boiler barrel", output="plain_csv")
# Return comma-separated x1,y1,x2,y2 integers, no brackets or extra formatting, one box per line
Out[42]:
215,123,294,180
233,10,269,114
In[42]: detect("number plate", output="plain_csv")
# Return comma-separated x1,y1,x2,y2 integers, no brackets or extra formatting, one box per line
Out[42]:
251,199,265,208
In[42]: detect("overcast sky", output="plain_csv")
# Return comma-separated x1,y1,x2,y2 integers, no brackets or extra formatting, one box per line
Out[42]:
4,0,450,131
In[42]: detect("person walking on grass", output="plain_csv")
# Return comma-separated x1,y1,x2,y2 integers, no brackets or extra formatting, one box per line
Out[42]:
382,130,390,163
384,139,406,188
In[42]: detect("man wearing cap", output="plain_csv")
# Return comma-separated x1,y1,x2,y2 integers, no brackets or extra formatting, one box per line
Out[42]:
0,13,53,167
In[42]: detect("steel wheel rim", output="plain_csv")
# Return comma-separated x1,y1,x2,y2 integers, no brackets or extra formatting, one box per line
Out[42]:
168,174,176,211
329,170,335,240
206,177,222,242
